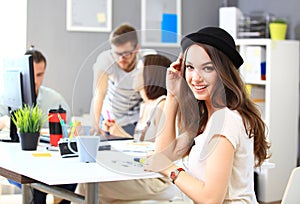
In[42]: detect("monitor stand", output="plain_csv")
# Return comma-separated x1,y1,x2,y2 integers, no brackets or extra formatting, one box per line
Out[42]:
0,109,19,143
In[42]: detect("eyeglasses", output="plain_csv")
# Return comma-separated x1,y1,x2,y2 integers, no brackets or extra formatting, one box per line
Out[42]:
111,48,136,59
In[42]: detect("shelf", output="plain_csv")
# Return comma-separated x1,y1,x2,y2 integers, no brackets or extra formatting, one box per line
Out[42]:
244,80,266,85
237,39,299,203
236,38,271,46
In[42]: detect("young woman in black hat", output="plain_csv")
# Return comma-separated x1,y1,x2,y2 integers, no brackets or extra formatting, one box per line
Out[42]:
144,27,270,203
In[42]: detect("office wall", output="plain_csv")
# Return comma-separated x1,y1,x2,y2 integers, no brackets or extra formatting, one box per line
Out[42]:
27,0,221,116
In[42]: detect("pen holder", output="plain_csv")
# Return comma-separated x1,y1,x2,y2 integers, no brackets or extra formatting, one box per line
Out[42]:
58,138,78,158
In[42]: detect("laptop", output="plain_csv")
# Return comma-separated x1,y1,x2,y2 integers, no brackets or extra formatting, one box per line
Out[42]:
76,125,133,141
39,126,133,143
99,133,133,141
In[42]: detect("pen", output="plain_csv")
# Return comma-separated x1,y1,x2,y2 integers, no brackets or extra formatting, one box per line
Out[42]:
57,113,68,138
69,120,80,138
69,121,73,138
133,157,146,164
46,146,59,151
123,150,147,153
106,110,113,122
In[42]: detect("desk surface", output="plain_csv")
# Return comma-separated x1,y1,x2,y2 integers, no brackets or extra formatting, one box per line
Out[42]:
0,140,161,185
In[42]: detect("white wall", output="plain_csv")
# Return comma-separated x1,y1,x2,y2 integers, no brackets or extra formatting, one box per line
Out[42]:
0,1,27,103
27,0,221,116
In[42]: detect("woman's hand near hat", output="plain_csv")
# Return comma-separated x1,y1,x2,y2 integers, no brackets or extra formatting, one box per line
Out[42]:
169,53,183,73
166,53,184,98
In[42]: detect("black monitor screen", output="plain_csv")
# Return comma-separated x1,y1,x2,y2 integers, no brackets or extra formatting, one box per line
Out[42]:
2,55,36,142
3,70,23,110
3,55,36,108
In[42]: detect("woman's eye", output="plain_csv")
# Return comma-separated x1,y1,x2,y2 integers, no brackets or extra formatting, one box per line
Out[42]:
185,65,194,70
203,66,214,72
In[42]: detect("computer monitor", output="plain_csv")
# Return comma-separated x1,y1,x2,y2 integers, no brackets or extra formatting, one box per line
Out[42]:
2,55,36,142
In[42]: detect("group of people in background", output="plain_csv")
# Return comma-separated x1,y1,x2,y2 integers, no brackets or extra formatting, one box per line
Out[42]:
86,23,270,203
0,22,270,204
81,24,180,203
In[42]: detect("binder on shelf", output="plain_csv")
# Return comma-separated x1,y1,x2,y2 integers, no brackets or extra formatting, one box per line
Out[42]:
240,46,266,83
161,13,178,43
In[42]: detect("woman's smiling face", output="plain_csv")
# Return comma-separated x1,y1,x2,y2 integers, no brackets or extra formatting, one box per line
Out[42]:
184,44,218,103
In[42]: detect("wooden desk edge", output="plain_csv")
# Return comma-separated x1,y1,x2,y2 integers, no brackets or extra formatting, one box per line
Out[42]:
0,167,37,184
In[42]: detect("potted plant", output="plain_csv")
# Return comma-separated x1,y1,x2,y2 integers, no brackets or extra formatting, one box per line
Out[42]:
12,104,48,150
269,18,288,40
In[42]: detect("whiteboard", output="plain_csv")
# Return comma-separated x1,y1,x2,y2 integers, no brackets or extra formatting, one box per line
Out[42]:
66,0,112,32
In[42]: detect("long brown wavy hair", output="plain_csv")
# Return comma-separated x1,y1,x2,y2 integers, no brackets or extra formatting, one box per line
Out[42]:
178,43,270,167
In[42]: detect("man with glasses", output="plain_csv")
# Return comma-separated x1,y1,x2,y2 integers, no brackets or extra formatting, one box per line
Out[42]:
90,23,143,135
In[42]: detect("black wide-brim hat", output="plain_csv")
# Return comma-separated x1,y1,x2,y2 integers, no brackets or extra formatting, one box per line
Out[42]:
181,27,244,69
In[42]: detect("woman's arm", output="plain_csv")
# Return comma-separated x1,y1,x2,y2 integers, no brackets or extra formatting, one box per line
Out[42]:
155,94,178,152
90,70,108,133
0,115,10,130
160,135,234,203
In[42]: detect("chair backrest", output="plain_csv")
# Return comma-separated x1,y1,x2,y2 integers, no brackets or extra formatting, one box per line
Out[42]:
138,49,157,58
281,166,300,204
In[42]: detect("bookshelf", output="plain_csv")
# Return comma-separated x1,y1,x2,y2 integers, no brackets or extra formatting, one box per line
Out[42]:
236,39,299,203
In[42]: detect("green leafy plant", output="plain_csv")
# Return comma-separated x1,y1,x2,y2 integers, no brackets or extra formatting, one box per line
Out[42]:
12,104,49,133
271,18,287,24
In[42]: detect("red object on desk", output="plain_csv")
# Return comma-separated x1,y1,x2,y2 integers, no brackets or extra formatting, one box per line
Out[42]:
48,106,66,146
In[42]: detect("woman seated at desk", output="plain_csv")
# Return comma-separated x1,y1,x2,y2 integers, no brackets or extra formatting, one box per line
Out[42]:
101,54,170,142
76,54,181,203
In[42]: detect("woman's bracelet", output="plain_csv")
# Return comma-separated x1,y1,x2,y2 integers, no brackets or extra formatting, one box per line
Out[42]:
169,167,185,184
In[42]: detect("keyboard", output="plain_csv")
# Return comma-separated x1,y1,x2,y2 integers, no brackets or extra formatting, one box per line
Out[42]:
99,134,133,141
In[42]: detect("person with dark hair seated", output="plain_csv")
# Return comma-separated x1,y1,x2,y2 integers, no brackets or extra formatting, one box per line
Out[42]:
26,47,76,204
75,54,182,204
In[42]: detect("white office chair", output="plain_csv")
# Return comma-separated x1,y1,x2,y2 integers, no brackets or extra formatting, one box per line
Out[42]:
138,49,157,58
281,166,300,204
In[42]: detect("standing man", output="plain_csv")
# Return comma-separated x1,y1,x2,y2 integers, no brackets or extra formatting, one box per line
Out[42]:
90,23,143,135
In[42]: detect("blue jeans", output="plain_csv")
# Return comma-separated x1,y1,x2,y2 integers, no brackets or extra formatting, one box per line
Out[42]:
121,123,137,136
8,180,77,204
33,184,77,204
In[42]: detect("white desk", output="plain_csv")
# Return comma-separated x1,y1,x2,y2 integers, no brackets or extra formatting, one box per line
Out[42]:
0,140,161,204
